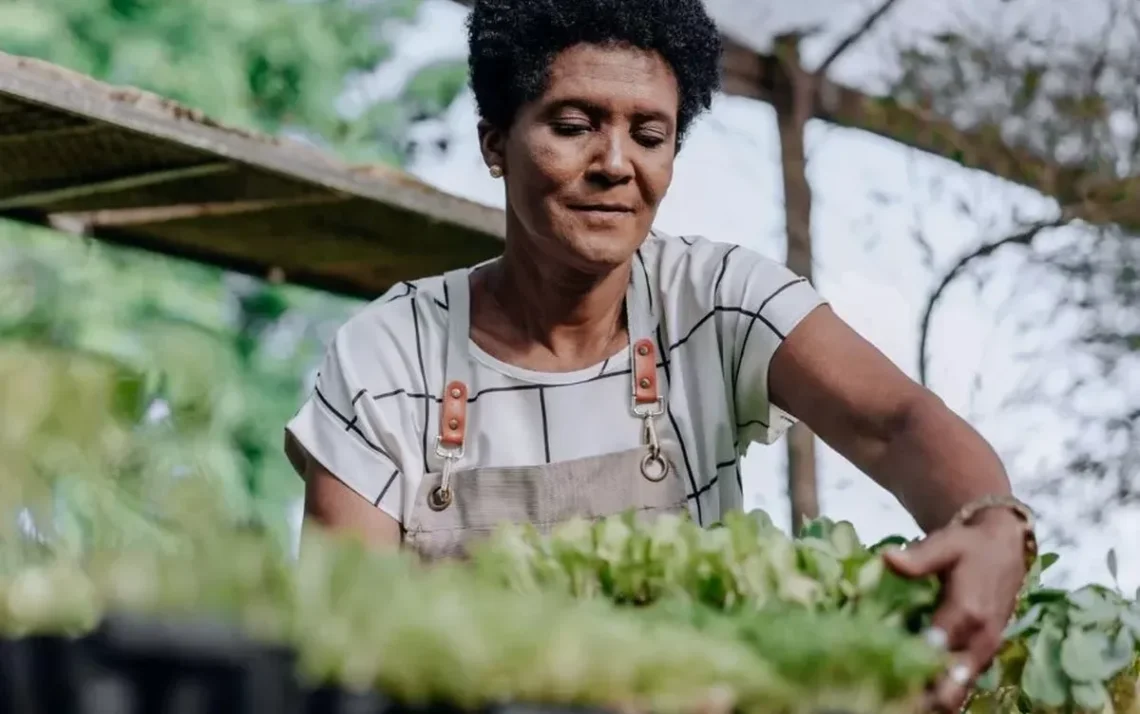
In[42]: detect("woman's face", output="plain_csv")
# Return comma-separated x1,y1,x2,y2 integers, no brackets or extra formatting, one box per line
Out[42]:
483,43,679,272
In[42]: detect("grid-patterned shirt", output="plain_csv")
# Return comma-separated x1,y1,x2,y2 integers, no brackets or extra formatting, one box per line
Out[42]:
286,232,826,527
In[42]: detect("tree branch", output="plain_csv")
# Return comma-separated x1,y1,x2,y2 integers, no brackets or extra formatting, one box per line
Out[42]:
816,0,905,76
917,217,1069,386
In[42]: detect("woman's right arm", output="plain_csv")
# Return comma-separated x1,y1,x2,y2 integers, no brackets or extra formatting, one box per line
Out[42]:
286,300,419,552
289,434,402,550
303,460,403,550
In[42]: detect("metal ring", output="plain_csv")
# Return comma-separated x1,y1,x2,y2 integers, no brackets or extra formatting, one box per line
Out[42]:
923,626,949,651
427,486,453,511
640,452,669,482
947,661,972,686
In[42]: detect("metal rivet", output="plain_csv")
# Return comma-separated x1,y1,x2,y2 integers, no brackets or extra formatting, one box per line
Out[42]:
637,344,650,356
448,418,459,430
639,378,651,389
428,486,452,511
450,388,461,399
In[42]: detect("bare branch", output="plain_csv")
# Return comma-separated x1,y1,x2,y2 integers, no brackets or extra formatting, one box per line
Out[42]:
816,0,905,77
917,217,1069,386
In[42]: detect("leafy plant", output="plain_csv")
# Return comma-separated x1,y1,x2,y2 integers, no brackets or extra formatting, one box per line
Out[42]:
3,499,1135,714
473,511,1140,714
0,510,937,714
471,510,939,624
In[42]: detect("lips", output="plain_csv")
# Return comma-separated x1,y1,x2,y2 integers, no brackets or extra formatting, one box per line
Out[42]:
569,204,634,213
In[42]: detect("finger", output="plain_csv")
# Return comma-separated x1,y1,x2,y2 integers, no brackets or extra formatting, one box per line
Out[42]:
966,623,1005,679
882,527,963,579
929,580,987,652
926,602,996,711
930,658,973,713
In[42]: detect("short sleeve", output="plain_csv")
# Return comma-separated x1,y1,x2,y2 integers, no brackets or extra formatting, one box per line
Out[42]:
711,243,827,446
285,327,404,522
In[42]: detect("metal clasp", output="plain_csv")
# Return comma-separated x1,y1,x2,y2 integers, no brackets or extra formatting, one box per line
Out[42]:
638,409,669,483
429,436,464,511
434,435,465,462
631,396,665,418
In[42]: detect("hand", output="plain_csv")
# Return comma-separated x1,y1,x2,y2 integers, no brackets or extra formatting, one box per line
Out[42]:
883,509,1029,712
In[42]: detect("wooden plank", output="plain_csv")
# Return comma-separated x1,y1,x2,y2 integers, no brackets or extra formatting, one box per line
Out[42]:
0,50,508,296
0,52,506,242
0,163,233,210
25,194,500,299
50,194,343,227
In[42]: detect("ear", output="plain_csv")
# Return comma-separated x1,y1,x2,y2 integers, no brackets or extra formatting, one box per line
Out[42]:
477,119,507,174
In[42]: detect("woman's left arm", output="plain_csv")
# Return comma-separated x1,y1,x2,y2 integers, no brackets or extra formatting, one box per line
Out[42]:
769,304,1031,711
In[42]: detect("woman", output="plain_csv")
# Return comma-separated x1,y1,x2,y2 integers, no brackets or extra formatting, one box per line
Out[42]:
286,0,1034,709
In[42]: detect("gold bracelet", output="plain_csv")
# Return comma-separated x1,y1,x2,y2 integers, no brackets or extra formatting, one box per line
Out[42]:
950,495,1039,573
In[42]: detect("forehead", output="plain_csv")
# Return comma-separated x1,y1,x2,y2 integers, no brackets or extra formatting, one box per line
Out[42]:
542,43,679,115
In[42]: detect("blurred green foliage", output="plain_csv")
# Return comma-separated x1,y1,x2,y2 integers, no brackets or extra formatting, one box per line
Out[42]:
0,0,470,554
0,0,474,164
0,219,357,554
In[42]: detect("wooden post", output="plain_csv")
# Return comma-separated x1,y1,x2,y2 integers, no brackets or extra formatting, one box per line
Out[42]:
773,35,820,533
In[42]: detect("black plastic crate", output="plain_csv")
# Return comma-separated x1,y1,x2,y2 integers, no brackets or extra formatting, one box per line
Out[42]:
1,615,303,714
0,635,90,713
304,687,390,714
93,614,302,714
0,617,600,714
1,616,859,714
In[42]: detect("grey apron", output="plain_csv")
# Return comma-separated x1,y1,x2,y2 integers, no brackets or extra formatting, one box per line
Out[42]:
403,265,689,561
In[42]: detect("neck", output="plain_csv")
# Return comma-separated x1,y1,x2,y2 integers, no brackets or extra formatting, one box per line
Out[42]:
485,236,629,355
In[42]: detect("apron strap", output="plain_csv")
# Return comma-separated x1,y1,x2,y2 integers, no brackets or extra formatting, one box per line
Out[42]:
625,251,666,415
442,269,473,392
625,251,669,482
428,269,473,511
632,338,661,408
440,269,472,452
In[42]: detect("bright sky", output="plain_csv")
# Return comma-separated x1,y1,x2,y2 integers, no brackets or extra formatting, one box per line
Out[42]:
336,0,1139,591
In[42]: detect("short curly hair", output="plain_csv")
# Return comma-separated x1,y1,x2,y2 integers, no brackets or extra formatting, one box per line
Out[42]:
467,0,721,145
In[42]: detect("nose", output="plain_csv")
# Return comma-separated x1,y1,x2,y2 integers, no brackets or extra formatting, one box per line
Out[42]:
586,129,634,186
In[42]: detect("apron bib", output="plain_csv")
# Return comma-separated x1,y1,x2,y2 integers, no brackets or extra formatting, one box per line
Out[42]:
404,264,689,561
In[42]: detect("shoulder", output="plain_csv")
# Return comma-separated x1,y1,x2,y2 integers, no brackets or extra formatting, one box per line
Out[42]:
637,230,807,306
327,275,450,385
336,276,448,347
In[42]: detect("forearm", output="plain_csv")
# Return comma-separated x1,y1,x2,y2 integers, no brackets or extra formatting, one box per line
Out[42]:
866,393,1012,533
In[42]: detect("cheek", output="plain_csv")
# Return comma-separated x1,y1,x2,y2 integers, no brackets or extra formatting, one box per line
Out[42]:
526,140,583,191
642,155,675,209
507,140,580,217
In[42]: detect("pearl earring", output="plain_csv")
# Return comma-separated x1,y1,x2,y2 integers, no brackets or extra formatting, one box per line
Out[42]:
488,164,504,179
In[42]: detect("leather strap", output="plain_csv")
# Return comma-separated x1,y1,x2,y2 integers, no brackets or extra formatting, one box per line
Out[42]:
632,338,658,404
440,380,468,448
439,269,475,457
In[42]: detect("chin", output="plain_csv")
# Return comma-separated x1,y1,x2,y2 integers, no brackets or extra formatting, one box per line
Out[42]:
562,230,644,271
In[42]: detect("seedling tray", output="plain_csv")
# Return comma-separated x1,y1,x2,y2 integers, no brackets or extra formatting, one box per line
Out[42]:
0,615,857,714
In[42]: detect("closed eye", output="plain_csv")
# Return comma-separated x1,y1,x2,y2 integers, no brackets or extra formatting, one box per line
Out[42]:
635,132,667,148
551,122,591,136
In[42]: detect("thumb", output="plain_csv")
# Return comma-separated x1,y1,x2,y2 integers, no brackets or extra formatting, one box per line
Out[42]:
883,528,962,578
